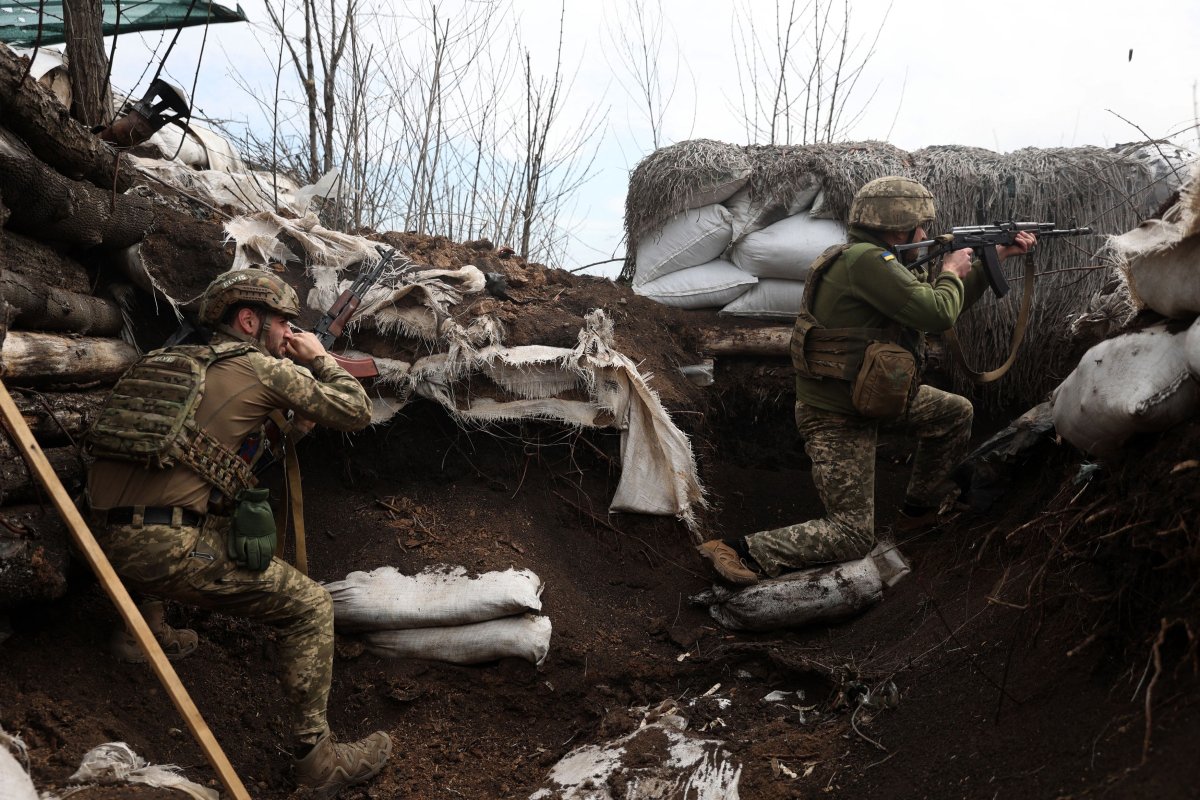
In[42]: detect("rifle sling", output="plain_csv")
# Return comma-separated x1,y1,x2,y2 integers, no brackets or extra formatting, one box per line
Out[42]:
269,411,308,576
945,254,1036,384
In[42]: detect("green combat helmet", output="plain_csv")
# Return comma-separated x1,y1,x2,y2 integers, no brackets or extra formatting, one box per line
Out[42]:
198,267,301,325
848,176,936,232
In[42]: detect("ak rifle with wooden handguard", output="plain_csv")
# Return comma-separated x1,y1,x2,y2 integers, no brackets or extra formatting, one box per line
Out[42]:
892,221,1092,298
307,245,399,378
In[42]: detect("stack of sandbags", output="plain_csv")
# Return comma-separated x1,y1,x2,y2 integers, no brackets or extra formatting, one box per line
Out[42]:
1054,160,1200,457
325,565,551,665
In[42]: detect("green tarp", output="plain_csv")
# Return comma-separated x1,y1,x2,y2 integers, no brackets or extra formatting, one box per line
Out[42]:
0,1,246,47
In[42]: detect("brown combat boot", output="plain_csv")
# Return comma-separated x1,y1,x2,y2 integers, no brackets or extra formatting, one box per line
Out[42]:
295,730,392,799
109,600,198,663
696,540,761,585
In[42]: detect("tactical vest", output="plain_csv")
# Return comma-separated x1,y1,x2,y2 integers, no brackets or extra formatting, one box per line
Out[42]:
789,242,922,418
85,342,260,499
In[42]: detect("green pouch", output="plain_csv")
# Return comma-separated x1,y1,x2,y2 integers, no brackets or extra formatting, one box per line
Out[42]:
229,487,276,571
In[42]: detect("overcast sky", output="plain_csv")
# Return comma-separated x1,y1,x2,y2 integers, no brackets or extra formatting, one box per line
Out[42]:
105,0,1200,274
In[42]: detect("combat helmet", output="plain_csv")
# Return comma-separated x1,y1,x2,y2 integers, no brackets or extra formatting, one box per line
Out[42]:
198,267,301,326
848,176,936,232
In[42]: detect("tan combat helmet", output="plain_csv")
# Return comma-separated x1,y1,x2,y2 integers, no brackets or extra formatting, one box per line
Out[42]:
848,176,936,232
198,267,301,326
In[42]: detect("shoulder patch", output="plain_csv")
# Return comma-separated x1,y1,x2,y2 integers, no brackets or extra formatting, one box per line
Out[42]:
880,251,896,263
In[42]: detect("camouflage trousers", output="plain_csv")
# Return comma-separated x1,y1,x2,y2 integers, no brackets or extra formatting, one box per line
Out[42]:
746,385,972,576
98,513,334,741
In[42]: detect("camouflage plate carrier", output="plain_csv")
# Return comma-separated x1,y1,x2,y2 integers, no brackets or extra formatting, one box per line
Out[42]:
85,342,260,499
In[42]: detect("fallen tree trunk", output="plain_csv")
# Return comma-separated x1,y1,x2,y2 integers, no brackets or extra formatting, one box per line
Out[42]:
0,442,85,504
1,271,124,335
0,331,137,384
697,326,791,357
0,229,93,293
8,388,106,444
0,44,136,193
0,504,70,609
0,126,155,250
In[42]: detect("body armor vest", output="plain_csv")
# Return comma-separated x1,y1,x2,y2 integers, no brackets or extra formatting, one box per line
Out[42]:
85,342,260,500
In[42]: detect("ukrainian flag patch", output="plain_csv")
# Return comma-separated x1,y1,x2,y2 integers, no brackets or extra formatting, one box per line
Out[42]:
880,251,896,263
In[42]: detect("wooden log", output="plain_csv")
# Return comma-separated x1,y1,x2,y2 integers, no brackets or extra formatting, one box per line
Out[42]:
0,504,70,609
0,228,93,294
8,388,106,444
0,331,138,385
697,326,792,357
0,44,137,193
0,126,155,250
0,441,85,504
1,271,124,335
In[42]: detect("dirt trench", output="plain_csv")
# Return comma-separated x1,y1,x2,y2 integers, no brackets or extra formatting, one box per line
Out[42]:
3,379,1199,799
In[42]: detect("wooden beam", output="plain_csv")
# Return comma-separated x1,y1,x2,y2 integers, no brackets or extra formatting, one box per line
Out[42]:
0,378,251,800
696,326,791,357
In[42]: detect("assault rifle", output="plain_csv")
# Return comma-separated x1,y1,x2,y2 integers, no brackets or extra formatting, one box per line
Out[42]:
305,244,402,378
892,222,1093,298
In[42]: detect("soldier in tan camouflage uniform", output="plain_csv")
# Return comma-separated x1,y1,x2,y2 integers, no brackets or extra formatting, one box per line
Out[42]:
87,268,391,797
698,177,1036,584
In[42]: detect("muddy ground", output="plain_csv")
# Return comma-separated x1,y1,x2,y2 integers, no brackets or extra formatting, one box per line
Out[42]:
3,211,1199,798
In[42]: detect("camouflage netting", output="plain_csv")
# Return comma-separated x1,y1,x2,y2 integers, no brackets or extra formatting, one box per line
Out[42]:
623,138,1194,414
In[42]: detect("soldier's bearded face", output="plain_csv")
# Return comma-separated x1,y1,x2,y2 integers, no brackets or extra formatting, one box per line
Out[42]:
258,312,292,358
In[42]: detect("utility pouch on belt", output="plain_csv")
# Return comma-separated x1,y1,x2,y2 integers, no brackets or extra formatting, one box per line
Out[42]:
851,341,917,419
229,488,276,571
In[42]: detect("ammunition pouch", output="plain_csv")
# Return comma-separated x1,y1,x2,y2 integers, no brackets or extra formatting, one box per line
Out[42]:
228,488,276,572
851,341,917,419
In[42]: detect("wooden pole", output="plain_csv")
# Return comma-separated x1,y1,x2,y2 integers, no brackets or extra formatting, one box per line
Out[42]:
0,378,252,800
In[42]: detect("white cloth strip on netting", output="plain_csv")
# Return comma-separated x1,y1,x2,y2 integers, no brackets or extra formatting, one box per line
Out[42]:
382,310,706,527
66,742,216,800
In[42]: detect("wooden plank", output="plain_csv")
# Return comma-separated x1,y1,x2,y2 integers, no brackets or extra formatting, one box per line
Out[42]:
0,378,251,800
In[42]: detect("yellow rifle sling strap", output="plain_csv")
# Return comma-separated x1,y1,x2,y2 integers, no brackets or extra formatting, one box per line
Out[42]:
945,254,1037,384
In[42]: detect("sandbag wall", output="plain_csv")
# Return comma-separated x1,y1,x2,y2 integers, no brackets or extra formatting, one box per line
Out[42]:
624,139,1195,413
1052,161,1200,456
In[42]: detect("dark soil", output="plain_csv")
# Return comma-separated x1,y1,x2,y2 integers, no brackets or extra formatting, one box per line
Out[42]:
3,224,1198,799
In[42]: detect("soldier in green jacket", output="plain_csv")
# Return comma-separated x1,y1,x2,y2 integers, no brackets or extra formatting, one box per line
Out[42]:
698,177,1036,585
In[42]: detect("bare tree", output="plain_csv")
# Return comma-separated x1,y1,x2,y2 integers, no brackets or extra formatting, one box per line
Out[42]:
603,0,683,151
732,0,887,145
63,0,111,126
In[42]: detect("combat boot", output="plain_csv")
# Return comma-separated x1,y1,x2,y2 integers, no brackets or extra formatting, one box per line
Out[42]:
295,730,392,799
109,600,198,663
696,540,761,585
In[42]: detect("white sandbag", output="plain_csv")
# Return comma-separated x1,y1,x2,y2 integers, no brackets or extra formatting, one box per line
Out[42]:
0,726,36,800
530,704,741,799
1187,317,1200,379
693,546,898,632
730,214,846,279
719,278,805,319
725,184,821,243
1123,234,1200,318
634,205,733,285
363,614,552,665
633,259,756,309
1052,323,1200,457
325,566,543,632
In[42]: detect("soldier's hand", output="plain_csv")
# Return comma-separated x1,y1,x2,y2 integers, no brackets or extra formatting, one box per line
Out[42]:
284,330,326,366
997,231,1037,261
943,249,973,279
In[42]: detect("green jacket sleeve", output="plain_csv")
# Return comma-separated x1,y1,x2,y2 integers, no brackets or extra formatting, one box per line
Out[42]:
844,248,966,333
